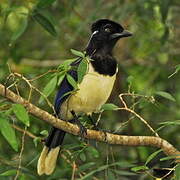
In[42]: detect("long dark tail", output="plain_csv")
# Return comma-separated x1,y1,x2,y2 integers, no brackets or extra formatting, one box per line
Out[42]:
37,127,66,175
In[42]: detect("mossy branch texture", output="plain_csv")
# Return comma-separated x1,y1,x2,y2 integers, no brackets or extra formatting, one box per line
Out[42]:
0,83,179,163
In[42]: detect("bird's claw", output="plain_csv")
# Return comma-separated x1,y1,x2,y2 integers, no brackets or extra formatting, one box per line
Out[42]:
102,130,107,142
92,124,99,131
79,124,87,137
70,110,87,137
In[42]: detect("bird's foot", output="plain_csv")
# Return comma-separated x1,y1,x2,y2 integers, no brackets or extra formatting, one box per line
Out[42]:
91,124,99,131
102,129,108,142
78,123,87,137
71,111,87,137
88,115,99,130
74,117,87,136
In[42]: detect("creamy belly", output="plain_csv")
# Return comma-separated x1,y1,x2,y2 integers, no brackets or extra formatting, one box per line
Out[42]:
60,62,117,120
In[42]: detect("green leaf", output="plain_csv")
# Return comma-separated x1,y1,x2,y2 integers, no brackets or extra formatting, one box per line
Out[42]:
160,120,180,126
1,7,14,23
87,146,99,158
160,155,180,161
58,59,76,71
39,75,57,103
11,16,27,41
113,161,134,168
131,165,149,172
11,17,28,42
175,64,180,72
26,155,39,167
63,58,76,65
57,73,65,86
169,64,180,78
78,161,133,180
19,173,26,180
0,114,18,151
0,169,17,176
78,162,130,180
60,91,73,100
37,0,56,9
107,170,116,180
77,59,88,83
33,137,41,147
79,152,86,162
78,164,109,180
101,103,119,111
157,120,180,132
40,130,48,136
159,0,170,23
111,169,136,176
155,125,166,132
4,108,13,116
175,163,180,180
70,49,85,58
155,91,176,102
77,162,95,172
12,104,30,127
127,75,134,84
145,149,162,165
66,74,78,89
32,11,57,37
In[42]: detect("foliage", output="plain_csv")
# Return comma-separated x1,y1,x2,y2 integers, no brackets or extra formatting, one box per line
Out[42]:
0,0,180,179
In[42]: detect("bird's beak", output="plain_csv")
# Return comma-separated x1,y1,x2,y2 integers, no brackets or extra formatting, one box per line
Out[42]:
110,30,133,39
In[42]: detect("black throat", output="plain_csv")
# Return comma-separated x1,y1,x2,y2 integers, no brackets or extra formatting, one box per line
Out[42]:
85,37,118,76
89,53,117,76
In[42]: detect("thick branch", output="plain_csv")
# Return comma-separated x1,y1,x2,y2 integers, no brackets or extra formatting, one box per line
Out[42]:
0,83,179,162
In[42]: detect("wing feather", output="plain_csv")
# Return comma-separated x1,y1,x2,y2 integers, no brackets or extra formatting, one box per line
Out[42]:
54,58,81,114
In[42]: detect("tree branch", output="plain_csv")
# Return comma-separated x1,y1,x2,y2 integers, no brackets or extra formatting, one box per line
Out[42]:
11,124,38,139
0,83,179,162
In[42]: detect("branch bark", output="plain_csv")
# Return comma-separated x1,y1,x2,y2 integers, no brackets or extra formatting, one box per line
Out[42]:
0,83,179,162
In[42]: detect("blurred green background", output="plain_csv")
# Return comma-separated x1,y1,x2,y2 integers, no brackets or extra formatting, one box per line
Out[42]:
0,0,180,179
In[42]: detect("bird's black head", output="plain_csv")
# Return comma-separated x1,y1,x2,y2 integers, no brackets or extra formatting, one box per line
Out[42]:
86,19,132,56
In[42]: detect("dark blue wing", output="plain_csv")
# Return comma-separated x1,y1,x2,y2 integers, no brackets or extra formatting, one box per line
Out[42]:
54,58,82,115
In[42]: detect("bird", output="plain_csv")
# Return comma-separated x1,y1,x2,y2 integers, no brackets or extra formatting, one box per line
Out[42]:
37,19,132,175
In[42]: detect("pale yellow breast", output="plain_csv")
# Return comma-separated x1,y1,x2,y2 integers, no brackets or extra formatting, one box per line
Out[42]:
60,62,117,120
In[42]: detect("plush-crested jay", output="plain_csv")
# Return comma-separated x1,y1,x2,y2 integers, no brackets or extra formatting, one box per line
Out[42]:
37,19,132,175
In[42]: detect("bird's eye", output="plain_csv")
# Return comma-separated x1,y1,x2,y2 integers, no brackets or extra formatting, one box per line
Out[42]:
104,28,111,33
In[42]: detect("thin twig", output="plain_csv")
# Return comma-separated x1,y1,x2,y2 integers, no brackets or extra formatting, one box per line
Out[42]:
71,161,76,180
118,93,159,137
14,126,27,180
119,107,159,137
11,72,56,115
11,124,38,139
61,151,84,178
29,69,57,82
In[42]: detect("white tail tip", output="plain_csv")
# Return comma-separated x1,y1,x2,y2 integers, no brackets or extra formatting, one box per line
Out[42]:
37,146,60,175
